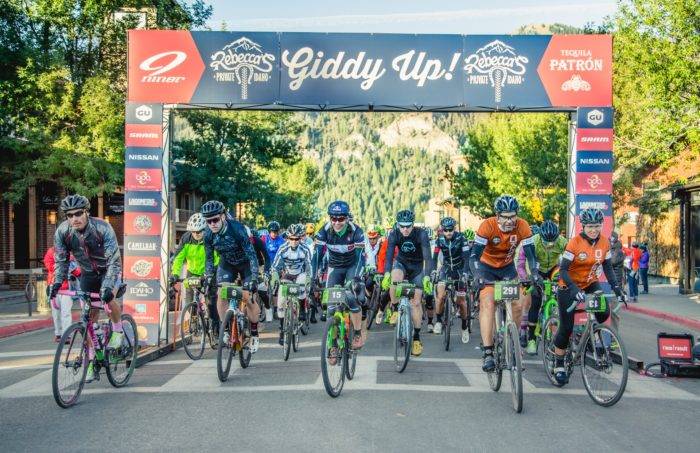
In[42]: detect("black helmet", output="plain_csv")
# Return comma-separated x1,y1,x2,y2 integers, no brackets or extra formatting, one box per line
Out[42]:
201,200,225,218
268,221,281,232
494,195,519,214
327,200,350,216
287,224,304,238
440,217,457,230
540,220,559,242
580,208,604,225
60,194,90,212
396,209,415,225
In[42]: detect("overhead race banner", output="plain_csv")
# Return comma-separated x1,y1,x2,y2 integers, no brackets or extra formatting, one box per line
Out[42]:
128,30,612,109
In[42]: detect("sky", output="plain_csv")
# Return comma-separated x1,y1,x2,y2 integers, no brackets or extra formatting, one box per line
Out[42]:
203,0,618,34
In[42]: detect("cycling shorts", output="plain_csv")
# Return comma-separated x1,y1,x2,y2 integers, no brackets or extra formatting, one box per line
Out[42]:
476,262,517,285
392,260,424,286
326,266,362,313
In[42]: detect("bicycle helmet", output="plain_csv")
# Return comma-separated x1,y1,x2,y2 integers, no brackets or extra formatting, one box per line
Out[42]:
186,213,207,232
305,223,315,235
60,194,90,212
531,224,541,236
268,221,281,232
287,223,304,238
463,228,475,241
440,217,457,230
580,208,604,225
201,200,225,218
493,195,519,214
540,220,560,242
366,224,380,239
327,200,350,216
396,209,415,225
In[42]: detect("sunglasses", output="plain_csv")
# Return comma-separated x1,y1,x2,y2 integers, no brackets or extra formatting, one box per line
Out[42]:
443,228,454,233
498,214,517,221
288,237,301,241
206,217,221,225
398,224,413,230
330,216,347,223
65,210,85,219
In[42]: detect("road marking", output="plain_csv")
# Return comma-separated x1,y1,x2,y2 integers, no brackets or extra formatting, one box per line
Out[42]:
0,350,57,359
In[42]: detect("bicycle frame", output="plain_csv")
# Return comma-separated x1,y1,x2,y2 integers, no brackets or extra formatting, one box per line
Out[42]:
220,284,247,351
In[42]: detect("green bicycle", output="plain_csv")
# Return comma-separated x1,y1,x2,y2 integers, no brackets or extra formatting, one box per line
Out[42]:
320,285,358,397
279,281,305,361
530,279,559,355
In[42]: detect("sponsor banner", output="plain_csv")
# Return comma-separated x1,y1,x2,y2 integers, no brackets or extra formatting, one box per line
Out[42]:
125,147,163,169
122,300,160,345
576,107,613,129
123,256,161,280
125,235,160,256
125,168,162,191
125,191,161,213
576,128,613,151
538,35,612,107
575,171,613,195
125,123,162,147
127,31,612,109
575,195,613,217
125,103,163,124
128,30,205,103
576,151,614,173
124,279,160,301
658,337,693,360
124,211,161,236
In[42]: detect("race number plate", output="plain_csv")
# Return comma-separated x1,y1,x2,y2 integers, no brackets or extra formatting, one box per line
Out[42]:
495,282,520,301
220,285,242,301
323,287,346,305
585,295,606,313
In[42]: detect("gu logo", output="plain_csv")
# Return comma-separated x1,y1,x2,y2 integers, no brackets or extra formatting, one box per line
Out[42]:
210,37,275,100
464,40,529,103
587,109,604,126
135,105,153,122
587,174,603,189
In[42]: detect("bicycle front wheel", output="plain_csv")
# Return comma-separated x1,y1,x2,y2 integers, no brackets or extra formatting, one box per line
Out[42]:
321,317,345,397
365,287,379,331
52,323,88,408
443,294,452,351
487,325,503,392
238,317,252,369
345,327,357,380
394,304,411,373
217,310,236,382
283,305,292,361
106,314,138,388
541,316,562,387
581,324,628,407
181,302,206,360
506,322,523,413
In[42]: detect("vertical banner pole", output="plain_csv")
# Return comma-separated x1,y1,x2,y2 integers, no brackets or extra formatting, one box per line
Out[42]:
567,111,577,238
160,106,172,345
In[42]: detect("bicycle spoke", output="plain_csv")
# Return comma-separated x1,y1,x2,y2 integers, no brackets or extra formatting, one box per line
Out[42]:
581,325,628,406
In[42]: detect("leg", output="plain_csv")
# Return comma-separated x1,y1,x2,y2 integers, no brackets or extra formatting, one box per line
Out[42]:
479,287,496,347
59,294,73,336
51,299,62,337
389,268,404,307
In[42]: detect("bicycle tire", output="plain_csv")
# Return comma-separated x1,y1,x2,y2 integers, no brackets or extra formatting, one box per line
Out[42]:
487,327,503,392
581,324,628,407
300,300,310,336
507,322,523,413
365,287,379,331
443,292,452,351
181,302,206,360
106,314,138,388
217,311,236,382
394,302,411,373
238,316,252,369
541,316,562,387
283,304,292,361
52,323,88,408
321,317,345,397
345,327,357,380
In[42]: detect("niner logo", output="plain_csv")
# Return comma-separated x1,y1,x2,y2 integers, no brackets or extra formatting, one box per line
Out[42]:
464,40,528,103
210,37,275,100
140,51,187,83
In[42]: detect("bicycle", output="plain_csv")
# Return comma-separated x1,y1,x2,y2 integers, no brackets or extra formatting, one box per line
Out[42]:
541,291,628,407
217,282,254,382
529,279,559,355
320,285,358,397
364,271,383,331
51,286,136,408
440,278,462,352
393,281,416,373
278,280,305,361
177,276,218,361
487,280,524,413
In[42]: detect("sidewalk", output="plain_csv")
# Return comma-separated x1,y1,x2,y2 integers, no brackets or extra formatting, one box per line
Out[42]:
625,284,700,331
0,293,79,339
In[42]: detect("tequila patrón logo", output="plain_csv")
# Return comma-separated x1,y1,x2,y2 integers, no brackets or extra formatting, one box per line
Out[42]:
210,37,275,100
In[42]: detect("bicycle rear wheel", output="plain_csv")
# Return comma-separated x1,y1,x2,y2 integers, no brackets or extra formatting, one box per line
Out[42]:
443,293,452,351
181,302,206,360
106,314,138,387
217,311,236,382
541,316,562,387
394,303,411,373
238,317,252,369
581,324,628,407
52,323,88,408
345,327,358,380
300,299,310,335
506,322,523,413
321,317,345,397
365,287,379,331
283,305,292,361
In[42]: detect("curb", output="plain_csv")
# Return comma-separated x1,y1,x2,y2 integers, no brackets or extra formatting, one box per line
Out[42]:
0,313,79,339
625,305,700,331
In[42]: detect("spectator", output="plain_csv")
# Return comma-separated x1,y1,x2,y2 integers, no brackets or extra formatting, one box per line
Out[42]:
609,232,626,289
623,242,642,302
44,246,80,342
639,243,650,294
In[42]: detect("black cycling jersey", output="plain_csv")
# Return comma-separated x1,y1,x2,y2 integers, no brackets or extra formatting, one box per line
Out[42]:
383,227,432,275
204,217,259,276
314,221,365,271
433,232,470,273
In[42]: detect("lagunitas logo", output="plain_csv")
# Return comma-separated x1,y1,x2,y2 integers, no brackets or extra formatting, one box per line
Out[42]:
210,37,275,100
131,259,154,278
128,197,157,208
464,40,528,103
139,51,188,83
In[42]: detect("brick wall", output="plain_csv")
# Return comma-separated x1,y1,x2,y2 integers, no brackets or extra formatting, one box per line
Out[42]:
0,201,14,272
37,208,58,268
108,214,124,246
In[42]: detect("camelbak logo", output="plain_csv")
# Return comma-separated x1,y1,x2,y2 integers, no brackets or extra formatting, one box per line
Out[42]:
127,242,157,252
463,40,528,103
210,37,275,100
139,51,187,83
587,109,604,126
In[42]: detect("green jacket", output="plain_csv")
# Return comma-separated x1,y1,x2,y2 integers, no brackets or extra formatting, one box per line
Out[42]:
172,231,219,277
515,234,567,276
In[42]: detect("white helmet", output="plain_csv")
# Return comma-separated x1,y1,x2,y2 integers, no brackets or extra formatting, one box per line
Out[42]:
187,213,206,232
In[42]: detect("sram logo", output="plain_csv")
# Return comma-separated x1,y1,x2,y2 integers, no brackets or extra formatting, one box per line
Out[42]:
139,51,187,83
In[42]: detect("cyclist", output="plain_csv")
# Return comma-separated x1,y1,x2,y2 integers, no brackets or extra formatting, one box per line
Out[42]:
515,219,567,355
50,195,122,383
470,195,539,372
374,224,395,325
381,209,433,356
201,201,261,353
270,224,313,345
313,200,366,353
552,208,626,385
171,213,220,332
261,221,285,273
432,217,472,344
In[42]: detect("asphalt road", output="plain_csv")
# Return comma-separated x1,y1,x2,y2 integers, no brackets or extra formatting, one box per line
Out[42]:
0,310,698,452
